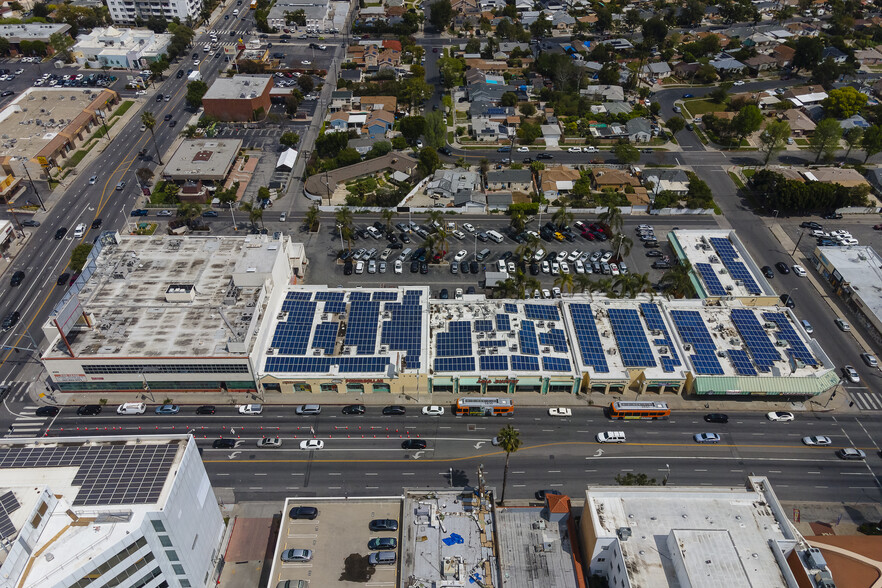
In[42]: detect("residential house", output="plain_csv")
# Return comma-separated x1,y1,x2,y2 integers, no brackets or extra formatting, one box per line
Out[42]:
454,190,486,209
771,44,795,68
640,61,672,80
550,11,576,33
486,169,533,192
709,57,747,75
782,86,828,107
840,114,871,131
362,110,394,137
540,166,581,199
591,122,629,141
821,46,847,64
804,167,870,189
363,44,400,70
673,62,700,79
327,111,368,134
642,168,690,197
626,118,652,143
426,168,481,199
452,0,480,14
580,85,625,102
743,54,778,74
487,193,514,208
348,138,376,155
469,82,519,103
743,32,777,49
330,90,354,112
600,38,633,51
602,101,632,115
782,109,816,136
340,69,362,83
358,95,397,112
864,168,882,194
855,47,882,66
591,167,641,191
542,124,562,147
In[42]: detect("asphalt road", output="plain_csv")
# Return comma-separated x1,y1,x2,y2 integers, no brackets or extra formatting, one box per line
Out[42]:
18,404,881,503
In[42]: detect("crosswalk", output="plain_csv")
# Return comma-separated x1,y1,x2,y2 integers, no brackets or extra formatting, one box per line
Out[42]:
1,381,51,438
0,380,30,403
7,407,49,438
849,390,882,411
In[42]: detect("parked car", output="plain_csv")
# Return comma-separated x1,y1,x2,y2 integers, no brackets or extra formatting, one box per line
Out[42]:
421,405,444,416
342,404,366,415
834,318,850,332
774,262,790,274
548,407,572,417
288,506,319,519
383,405,406,415
860,353,878,368
369,519,398,531
154,404,180,415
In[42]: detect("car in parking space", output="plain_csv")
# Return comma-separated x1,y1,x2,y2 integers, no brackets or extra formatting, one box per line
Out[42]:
548,407,572,417
843,364,860,383
774,262,790,274
704,413,728,423
802,435,832,446
355,260,365,274
256,437,282,448
463,223,475,232
1,311,20,332
823,212,843,220
342,404,366,415
454,249,468,262
35,406,59,417
694,433,721,444
402,439,427,449
861,352,878,368
393,259,402,274
76,405,102,416
289,506,319,520
299,439,324,450
237,404,263,415
343,260,353,275
766,411,794,422
834,318,850,331
155,404,180,415
792,265,807,277
10,270,24,286
383,405,406,415
800,221,823,230
280,549,313,562
420,261,428,274
21,219,40,227
439,288,449,299
651,260,672,270
368,537,398,550
469,260,479,274
369,519,399,532
422,405,444,416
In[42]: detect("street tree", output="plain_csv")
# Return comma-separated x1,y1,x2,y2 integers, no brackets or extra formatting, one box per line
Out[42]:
428,0,453,31
423,111,446,150
861,124,882,163
822,86,868,119
418,147,441,176
280,132,300,148
666,116,686,135
758,120,791,165
843,127,864,162
497,424,522,505
185,80,208,108
641,17,668,48
792,36,823,74
730,104,763,147
613,143,640,164
400,116,426,144
140,111,163,165
809,118,842,163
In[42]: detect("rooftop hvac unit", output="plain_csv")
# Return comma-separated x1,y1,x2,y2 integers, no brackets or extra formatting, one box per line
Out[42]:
379,345,389,353
776,339,790,347
764,322,776,329
313,349,322,356
719,268,729,274
729,338,740,345
684,344,692,351
659,347,669,355
717,350,727,358
542,347,550,353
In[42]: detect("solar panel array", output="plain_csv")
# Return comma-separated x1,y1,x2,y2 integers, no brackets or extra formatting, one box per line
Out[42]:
0,491,20,539
641,303,681,372
265,356,390,373
372,291,398,301
519,320,539,355
539,329,568,353
0,444,179,506
314,291,345,314
608,309,656,367
495,313,511,331
730,308,779,372
568,304,610,372
474,320,493,332
380,291,423,370
524,304,560,321
762,312,819,366
670,310,725,375
272,296,316,355
310,322,339,355
511,355,540,370
478,340,506,348
710,237,762,295
345,300,380,354
434,356,475,371
480,355,508,371
543,356,572,371
504,303,518,314
437,321,472,357
695,263,727,296
728,348,758,376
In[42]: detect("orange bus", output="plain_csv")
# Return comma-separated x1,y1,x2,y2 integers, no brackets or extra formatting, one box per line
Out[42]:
454,397,513,416
606,401,670,420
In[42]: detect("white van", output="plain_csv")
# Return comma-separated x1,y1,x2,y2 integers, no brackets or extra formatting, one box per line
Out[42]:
596,431,626,443
496,259,507,273
73,223,86,238
233,8,239,15
486,229,504,243
116,402,146,415
203,44,210,52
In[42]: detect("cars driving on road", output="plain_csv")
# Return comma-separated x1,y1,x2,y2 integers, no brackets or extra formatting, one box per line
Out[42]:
299,439,324,450
237,404,263,415
843,365,860,383
1,311,20,332
703,413,728,423
548,407,572,417
421,405,444,416
402,439,427,449
383,405,406,415
256,437,282,448
836,448,866,460
9,270,24,286
694,433,721,443
766,411,794,422
802,436,832,446
154,404,180,415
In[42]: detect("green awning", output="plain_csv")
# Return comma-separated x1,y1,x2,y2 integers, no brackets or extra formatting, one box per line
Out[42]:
693,371,839,396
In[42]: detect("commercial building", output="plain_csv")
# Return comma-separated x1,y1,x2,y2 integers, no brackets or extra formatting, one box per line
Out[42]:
201,74,273,122
107,0,203,25
0,87,120,179
73,26,172,69
0,23,71,55
41,233,306,393
582,476,835,587
811,245,882,343
0,434,223,588
163,138,243,183
267,0,351,33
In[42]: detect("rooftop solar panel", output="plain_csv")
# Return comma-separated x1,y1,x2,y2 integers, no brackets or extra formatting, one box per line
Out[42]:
314,291,344,302
608,308,656,367
436,321,472,357
640,303,681,367
495,313,511,331
542,356,572,371
345,300,380,354
311,322,339,355
728,348,758,376
265,356,390,373
511,355,540,370
538,329,568,353
518,320,539,355
350,292,370,301
480,355,509,371
524,304,560,321
478,340,506,348
730,308,779,371
695,263,728,296
710,237,762,295
381,298,423,370
0,491,20,540
504,303,517,314
434,357,475,372
568,304,609,372
272,300,316,355
670,310,725,375
474,320,493,332
372,291,398,301
761,312,819,366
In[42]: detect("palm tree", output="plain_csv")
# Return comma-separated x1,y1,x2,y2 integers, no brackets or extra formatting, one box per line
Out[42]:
592,277,615,297
176,202,201,227
574,274,593,294
660,261,695,298
381,208,396,233
611,233,633,261
552,204,573,229
494,278,518,299
627,272,654,299
510,209,527,234
554,272,574,295
304,203,321,232
598,205,623,235
421,234,437,257
141,111,163,164
341,224,354,251
434,226,449,256
524,277,541,299
240,201,264,229
497,424,522,506
335,206,353,233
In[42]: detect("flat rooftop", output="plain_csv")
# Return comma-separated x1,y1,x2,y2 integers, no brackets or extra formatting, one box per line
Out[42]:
818,245,882,323
163,138,242,181
0,88,107,160
203,74,272,100
401,489,497,587
496,502,580,587
270,496,401,588
585,477,799,587
255,286,429,378
44,234,285,360
0,435,188,586
670,230,776,298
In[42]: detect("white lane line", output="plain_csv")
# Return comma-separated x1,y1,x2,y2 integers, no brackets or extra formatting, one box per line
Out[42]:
402,472,415,476
328,473,341,476
216,473,230,476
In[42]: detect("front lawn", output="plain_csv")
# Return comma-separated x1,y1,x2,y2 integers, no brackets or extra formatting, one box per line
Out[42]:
682,98,727,118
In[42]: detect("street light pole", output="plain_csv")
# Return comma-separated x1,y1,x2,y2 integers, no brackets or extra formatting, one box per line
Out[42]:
21,164,46,211
791,229,806,256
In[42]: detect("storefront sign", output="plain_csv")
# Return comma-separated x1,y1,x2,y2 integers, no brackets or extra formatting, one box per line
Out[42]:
346,379,383,384
54,374,87,382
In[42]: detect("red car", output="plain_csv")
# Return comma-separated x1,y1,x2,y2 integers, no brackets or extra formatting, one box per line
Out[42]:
581,230,595,241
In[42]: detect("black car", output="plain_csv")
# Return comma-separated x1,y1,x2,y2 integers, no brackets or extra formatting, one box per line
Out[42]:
1,311,20,332
774,262,790,274
164,114,172,121
344,260,353,275
780,293,795,308
212,438,237,449
402,439,427,449
466,286,476,295
530,262,539,275
761,265,774,278
21,220,40,227
176,70,185,78
823,212,843,219
440,288,449,299
131,209,148,217
36,406,59,417
522,157,532,163
369,519,398,531
91,218,103,229
169,121,177,128
439,146,452,155
203,210,219,217
272,52,285,58
54,227,67,240
817,238,836,246
342,404,366,415
290,506,319,520
400,233,410,243
646,250,664,257
651,261,672,270
704,413,729,424
800,221,822,230
382,405,406,415
1,90,13,97
420,262,428,274
643,241,659,248
56,273,70,285
536,152,553,160
76,405,102,416
535,489,562,501
410,260,420,273
469,260,479,274
195,405,216,414
460,260,469,274
155,93,164,102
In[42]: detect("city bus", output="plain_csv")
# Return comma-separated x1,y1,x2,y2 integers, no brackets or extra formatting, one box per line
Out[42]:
454,397,514,416
605,401,670,420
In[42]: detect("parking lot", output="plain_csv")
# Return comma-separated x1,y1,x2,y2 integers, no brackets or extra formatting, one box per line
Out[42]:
272,497,401,588
301,214,719,297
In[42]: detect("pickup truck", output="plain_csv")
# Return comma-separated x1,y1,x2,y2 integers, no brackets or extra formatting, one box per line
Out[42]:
130,209,149,217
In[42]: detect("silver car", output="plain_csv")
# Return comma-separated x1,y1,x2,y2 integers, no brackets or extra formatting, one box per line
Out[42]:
280,549,313,562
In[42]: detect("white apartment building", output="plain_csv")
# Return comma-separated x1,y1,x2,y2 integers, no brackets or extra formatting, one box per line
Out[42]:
73,26,173,69
106,0,203,25
0,434,224,588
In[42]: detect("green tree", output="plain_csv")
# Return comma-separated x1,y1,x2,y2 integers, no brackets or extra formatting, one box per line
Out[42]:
666,116,686,135
809,118,842,163
613,143,640,164
280,132,300,148
598,205,623,235
141,111,163,165
381,208,396,232
641,17,668,48
298,75,314,93
69,243,93,272
304,203,321,231
400,116,426,143
615,472,658,485
822,86,868,119
519,102,536,117
185,80,208,108
708,81,733,104
597,62,620,85
552,205,573,229
554,272,574,295
418,147,441,175
792,36,823,74
497,424,521,505
49,32,74,62
517,122,542,145
660,261,695,298
240,201,264,229
730,104,763,147
0,38,9,56
428,0,453,31
758,120,791,165
843,127,864,162
423,111,446,150
501,92,518,107
861,124,882,163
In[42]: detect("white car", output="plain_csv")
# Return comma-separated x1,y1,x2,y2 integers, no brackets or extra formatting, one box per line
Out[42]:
839,238,859,246
88,175,98,185
802,435,832,446
463,223,475,232
394,259,402,274
567,147,582,153
559,261,570,274
299,439,324,450
733,80,745,85
452,230,465,240
552,286,561,298
454,250,468,262
355,260,364,274
574,260,585,274
766,411,794,422
516,146,529,152
542,288,551,299
548,407,572,417
792,265,807,277
609,263,619,276
256,437,282,448
834,318,850,332
844,364,860,383
238,404,263,415
541,260,550,273
455,288,463,299
301,60,311,65
555,251,568,262
422,405,444,416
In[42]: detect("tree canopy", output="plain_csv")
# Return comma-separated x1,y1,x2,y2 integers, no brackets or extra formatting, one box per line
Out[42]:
822,87,868,119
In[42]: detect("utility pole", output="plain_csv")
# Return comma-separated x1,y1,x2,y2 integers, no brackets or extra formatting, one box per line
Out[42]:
21,165,46,211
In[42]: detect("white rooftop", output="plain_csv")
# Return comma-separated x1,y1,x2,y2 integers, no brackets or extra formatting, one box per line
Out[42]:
817,245,882,324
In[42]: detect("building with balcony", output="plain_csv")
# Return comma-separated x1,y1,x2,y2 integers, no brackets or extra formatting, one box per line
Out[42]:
107,0,203,25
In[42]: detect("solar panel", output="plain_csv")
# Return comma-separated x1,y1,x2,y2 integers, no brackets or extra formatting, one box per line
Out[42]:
538,329,568,353
478,340,506,348
436,321,472,357
762,312,818,366
504,303,517,314
434,357,475,371
272,300,316,355
474,320,493,332
311,322,338,355
381,297,423,370
314,291,346,314
314,291,344,302
0,490,20,539
511,355,540,370
542,356,571,371
495,313,511,331
350,292,370,301
524,304,560,321
518,320,539,355
710,237,762,295
480,355,509,371
608,308,656,367
345,300,380,354
730,308,779,372
372,291,398,301
695,263,727,296
661,357,678,373
670,310,724,375
728,348,758,376
265,356,390,373
640,303,681,367
568,304,609,372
